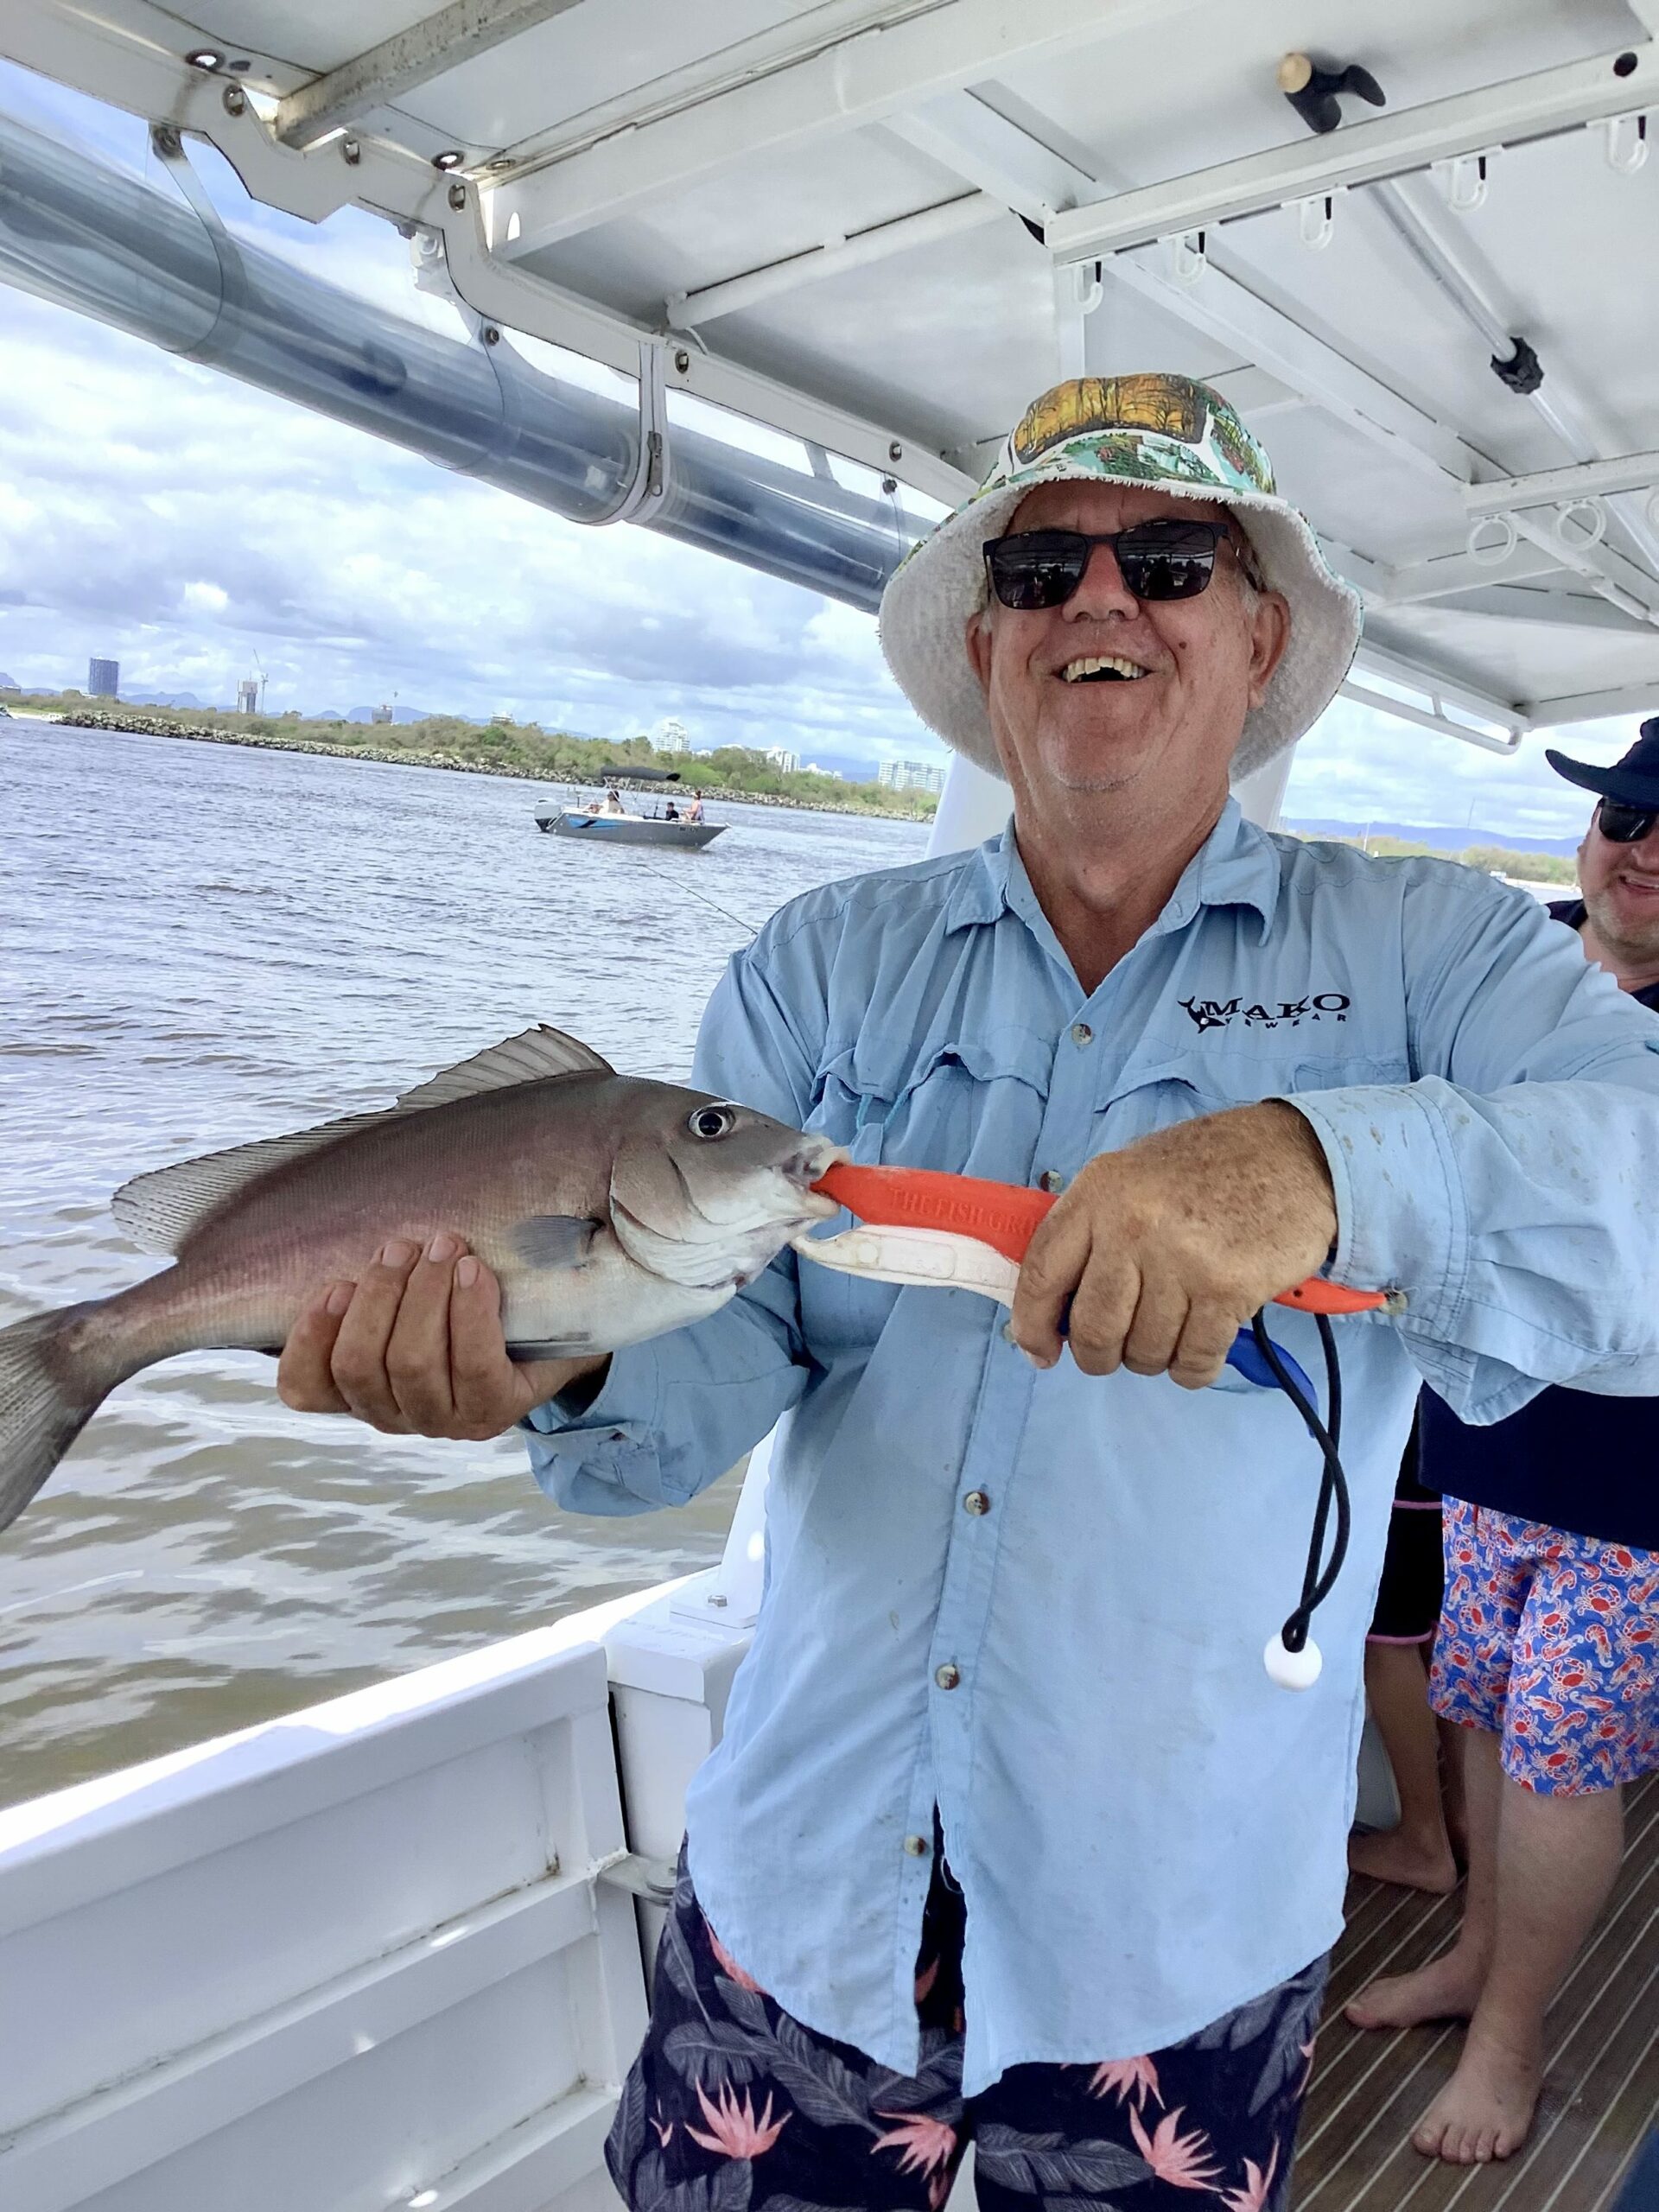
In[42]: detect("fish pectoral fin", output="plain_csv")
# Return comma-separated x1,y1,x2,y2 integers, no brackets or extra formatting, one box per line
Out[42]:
397,1026,614,1111
510,1214,605,1268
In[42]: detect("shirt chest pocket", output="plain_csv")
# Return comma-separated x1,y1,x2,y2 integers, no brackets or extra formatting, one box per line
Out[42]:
1098,1043,1412,1147
804,1028,1053,1349
813,1027,1054,1178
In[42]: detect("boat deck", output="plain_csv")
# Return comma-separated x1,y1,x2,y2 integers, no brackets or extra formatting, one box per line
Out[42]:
1296,1768,1658,2211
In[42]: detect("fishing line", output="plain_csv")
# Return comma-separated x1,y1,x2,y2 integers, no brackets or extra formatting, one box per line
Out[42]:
624,851,763,939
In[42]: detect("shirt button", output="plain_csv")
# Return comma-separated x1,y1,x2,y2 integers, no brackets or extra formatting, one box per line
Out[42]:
1039,1168,1065,1194
1071,1021,1093,1046
903,1833,930,1857
963,1490,991,1516
934,1662,962,1690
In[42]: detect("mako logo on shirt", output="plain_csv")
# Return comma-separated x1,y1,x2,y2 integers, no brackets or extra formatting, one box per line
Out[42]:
1178,991,1351,1033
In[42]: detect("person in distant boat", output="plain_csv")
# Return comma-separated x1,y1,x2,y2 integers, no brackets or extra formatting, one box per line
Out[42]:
582,797,601,815
279,375,1659,2210
664,799,679,821
1346,725,1659,2167
603,785,625,814
684,790,704,823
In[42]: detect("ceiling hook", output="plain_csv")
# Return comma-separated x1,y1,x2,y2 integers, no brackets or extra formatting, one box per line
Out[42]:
1554,498,1608,550
1603,112,1649,173
1072,259,1103,315
1433,150,1491,212
1466,513,1517,566
1295,190,1342,249
1167,229,1206,285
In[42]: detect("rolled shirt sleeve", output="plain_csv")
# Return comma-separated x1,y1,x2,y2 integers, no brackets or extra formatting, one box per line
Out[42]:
524,932,824,1515
1287,872,1659,1420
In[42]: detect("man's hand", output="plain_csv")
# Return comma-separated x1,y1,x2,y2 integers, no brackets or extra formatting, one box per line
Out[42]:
1009,1102,1338,1390
276,1232,607,1438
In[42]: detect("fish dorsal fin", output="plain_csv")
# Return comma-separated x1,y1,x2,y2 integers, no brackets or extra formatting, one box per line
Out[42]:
111,1110,390,1256
111,1027,615,1258
395,1025,613,1110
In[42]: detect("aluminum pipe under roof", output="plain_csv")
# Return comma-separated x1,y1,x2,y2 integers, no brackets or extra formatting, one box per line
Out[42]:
0,110,921,613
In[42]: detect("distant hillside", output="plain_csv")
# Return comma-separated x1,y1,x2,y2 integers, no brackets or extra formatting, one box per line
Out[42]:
1286,817,1579,856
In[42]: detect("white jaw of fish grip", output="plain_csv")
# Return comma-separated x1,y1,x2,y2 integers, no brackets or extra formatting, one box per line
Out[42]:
791,1224,1020,1305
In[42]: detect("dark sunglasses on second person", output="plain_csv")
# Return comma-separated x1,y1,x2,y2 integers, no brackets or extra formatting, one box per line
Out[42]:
982,519,1250,611
1598,798,1659,843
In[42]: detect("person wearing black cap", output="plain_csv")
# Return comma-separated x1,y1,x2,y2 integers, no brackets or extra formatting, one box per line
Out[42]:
1346,721,1659,2167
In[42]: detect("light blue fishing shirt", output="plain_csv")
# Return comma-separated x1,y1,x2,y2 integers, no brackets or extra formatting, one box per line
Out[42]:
526,800,1659,2094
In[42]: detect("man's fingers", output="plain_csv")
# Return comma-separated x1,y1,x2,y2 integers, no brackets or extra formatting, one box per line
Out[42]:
1169,1301,1243,1393
328,1239,423,1431
277,1281,356,1413
1121,1272,1191,1378
1011,1203,1095,1366
449,1255,531,1433
384,1233,468,1430
1066,1255,1141,1376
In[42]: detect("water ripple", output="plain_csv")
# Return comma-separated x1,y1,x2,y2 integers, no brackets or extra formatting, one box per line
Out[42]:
0,721,927,1805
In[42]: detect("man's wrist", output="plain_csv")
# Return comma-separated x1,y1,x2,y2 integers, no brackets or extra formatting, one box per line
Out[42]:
551,1356,610,1418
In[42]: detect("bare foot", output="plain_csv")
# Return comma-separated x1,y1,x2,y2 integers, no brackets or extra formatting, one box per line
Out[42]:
1348,1824,1459,1895
1411,2028,1541,2163
1344,1947,1485,2031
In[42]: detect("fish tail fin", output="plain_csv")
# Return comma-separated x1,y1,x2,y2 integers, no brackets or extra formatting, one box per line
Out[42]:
0,1302,130,1533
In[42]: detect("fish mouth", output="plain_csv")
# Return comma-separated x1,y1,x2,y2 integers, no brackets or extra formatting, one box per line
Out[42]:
1060,653,1152,683
798,1141,849,1217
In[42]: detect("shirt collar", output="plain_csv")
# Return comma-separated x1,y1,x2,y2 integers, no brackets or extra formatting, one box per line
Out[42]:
941,795,1283,942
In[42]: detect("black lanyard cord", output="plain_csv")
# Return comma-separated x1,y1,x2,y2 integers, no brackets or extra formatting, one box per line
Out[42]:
1249,1310,1352,1655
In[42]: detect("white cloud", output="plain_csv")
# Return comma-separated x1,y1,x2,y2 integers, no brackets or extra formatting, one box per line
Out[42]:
181,581,228,615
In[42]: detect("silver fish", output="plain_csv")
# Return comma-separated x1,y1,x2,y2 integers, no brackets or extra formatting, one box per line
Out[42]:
0,1025,841,1531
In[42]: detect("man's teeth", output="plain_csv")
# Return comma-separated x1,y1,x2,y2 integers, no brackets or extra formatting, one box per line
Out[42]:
1061,656,1148,683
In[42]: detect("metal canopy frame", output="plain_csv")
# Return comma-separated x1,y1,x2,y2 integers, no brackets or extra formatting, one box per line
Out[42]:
4,0,1659,742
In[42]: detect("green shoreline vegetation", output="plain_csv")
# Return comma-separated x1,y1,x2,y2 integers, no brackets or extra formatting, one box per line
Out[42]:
6,694,1579,881
10,692,941,822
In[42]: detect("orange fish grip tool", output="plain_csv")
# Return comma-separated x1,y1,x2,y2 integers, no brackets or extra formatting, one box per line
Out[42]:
806,1162,1392,1319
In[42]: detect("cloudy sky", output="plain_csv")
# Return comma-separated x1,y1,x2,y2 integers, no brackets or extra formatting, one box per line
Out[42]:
0,59,1646,835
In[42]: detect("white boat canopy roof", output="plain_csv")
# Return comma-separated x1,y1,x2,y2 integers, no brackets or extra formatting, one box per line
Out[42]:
7,0,1659,744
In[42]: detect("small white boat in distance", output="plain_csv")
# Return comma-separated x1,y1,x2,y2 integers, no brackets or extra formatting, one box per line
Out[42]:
536,766,725,848
538,803,724,849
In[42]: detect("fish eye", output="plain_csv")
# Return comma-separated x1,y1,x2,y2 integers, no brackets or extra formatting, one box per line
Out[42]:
687,1103,739,1141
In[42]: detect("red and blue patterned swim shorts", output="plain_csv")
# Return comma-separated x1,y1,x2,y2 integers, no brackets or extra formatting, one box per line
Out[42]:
1429,1500,1659,1795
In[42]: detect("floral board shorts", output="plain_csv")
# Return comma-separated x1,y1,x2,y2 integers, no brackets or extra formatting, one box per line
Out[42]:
606,1843,1327,2212
1430,1500,1659,1794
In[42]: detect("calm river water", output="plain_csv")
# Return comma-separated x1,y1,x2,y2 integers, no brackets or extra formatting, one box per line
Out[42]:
0,721,930,1807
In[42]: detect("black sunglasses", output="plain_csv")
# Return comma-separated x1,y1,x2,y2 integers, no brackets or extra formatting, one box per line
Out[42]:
1598,798,1659,843
982,520,1251,611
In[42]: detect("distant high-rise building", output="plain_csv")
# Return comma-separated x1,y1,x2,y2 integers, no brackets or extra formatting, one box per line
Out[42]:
88,657,119,698
878,758,945,794
765,746,801,773
236,677,259,714
370,702,394,725
655,718,692,754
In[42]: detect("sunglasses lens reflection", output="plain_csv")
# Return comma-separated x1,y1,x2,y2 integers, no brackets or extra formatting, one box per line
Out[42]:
1599,801,1658,843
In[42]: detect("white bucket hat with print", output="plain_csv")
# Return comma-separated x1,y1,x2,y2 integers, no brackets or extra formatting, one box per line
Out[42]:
878,373,1362,786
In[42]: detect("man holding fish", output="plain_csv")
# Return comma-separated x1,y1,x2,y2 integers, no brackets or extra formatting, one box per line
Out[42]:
11,376,1659,2203
288,378,1659,2202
